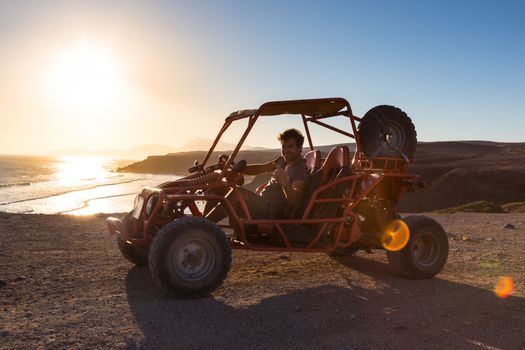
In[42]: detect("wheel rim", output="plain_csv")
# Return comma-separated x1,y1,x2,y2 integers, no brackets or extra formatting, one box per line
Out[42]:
412,231,440,267
379,120,406,153
167,238,215,282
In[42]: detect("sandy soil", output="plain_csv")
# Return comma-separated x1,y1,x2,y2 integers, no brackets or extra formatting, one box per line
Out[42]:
1,212,524,349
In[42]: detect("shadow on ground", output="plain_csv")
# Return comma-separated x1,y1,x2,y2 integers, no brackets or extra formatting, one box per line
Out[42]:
125,257,525,350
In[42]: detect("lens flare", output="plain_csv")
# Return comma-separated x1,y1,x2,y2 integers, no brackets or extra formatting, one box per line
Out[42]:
381,219,410,251
494,276,514,298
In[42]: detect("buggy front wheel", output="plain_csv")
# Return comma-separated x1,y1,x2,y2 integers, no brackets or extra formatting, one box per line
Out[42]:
148,216,232,298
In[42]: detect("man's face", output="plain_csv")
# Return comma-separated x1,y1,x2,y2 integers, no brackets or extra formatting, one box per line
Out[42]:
281,138,302,162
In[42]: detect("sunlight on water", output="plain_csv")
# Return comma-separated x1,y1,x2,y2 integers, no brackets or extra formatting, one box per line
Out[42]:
0,155,179,215
55,156,109,185
66,193,137,216
381,219,410,252
494,276,514,298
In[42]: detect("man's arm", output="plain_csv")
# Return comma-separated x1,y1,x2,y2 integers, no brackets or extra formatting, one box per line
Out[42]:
243,156,284,176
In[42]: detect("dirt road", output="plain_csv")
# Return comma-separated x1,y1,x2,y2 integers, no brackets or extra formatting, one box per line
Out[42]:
1,212,524,349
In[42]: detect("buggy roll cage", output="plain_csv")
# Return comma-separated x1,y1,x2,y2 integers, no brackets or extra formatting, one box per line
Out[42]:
109,97,418,253
164,97,415,252
195,97,362,176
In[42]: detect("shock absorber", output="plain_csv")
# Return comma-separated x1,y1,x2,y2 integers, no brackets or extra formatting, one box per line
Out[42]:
187,172,221,186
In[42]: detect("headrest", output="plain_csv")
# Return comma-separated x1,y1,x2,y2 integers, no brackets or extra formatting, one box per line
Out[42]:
303,150,321,173
319,146,350,185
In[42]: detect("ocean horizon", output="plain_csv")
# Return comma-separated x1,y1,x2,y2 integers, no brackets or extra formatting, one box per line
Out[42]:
0,155,178,215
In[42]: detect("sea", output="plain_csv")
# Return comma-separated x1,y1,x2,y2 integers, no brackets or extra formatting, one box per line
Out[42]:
0,155,179,216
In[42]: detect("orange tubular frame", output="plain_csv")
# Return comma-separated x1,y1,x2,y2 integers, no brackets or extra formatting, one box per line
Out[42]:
106,97,419,253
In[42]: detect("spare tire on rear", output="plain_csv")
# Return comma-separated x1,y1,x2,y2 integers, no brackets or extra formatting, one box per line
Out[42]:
358,105,417,159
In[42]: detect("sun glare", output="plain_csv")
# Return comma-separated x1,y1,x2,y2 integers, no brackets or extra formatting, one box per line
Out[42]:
494,276,514,299
55,156,109,185
47,44,125,112
381,219,410,252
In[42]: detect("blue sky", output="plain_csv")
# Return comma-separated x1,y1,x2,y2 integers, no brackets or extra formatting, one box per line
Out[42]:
0,0,524,154
174,0,524,142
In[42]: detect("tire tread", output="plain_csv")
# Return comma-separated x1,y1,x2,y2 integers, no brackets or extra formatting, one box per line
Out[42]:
149,216,232,298
359,105,417,159
386,215,448,279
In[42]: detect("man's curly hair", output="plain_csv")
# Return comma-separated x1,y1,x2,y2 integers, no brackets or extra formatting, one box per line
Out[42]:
277,128,304,148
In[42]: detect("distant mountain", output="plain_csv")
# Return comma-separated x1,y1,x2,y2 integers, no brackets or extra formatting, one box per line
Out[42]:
50,138,265,159
118,148,282,174
118,143,357,174
399,141,525,211
50,144,178,159
127,144,178,157
169,138,266,153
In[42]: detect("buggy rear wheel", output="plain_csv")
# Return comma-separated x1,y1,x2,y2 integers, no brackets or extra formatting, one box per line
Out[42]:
148,216,232,298
116,212,148,266
386,215,448,279
358,105,417,159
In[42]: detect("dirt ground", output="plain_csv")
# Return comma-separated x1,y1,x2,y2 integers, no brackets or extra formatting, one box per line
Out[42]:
1,212,524,350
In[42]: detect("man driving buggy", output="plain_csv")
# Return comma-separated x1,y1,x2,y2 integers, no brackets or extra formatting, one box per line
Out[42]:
206,128,310,221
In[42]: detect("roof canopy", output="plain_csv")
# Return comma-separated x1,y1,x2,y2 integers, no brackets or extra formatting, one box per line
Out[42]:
258,98,349,117
226,97,350,121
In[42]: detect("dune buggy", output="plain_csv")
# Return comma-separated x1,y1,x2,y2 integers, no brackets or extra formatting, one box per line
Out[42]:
106,97,448,298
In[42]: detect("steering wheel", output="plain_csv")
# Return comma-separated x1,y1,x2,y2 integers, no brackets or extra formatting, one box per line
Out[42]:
198,154,246,185
203,154,235,172
188,154,233,173
225,159,247,185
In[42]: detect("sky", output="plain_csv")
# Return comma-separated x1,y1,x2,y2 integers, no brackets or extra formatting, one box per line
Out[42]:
0,0,524,155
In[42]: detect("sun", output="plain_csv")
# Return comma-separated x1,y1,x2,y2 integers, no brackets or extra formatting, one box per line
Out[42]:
47,44,125,113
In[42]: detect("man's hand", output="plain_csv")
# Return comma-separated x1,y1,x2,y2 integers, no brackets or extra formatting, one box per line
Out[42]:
272,163,288,185
271,159,307,209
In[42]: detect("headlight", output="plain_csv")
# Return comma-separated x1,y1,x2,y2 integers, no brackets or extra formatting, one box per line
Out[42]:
146,195,158,216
